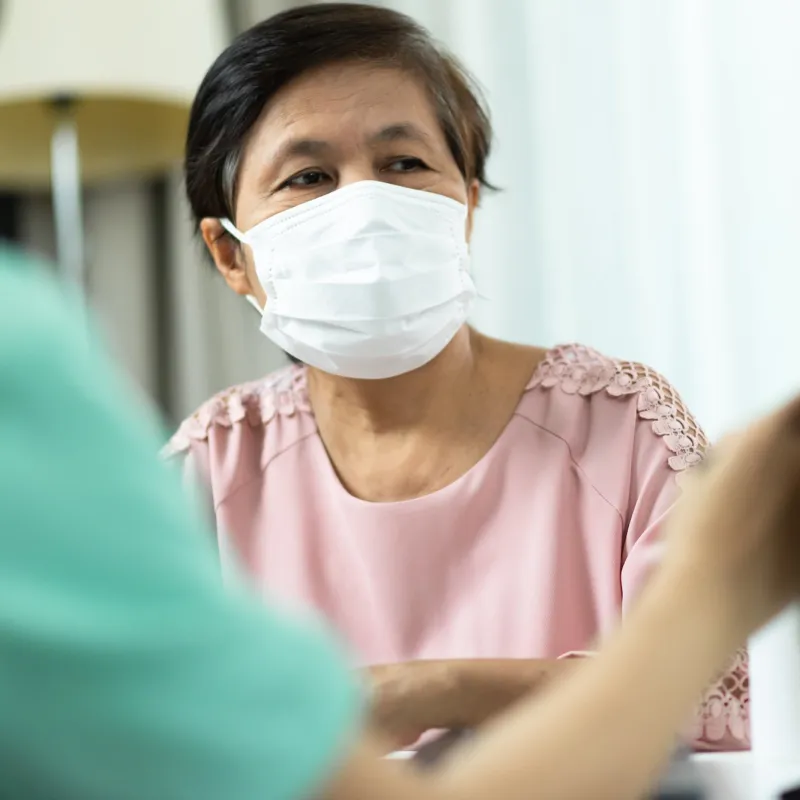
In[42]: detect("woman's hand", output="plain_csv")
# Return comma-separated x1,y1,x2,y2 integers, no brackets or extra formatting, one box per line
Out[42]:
662,395,800,636
364,658,572,746
365,661,453,748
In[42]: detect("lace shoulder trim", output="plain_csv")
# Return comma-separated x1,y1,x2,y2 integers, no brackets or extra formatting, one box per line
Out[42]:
162,365,310,458
530,344,708,471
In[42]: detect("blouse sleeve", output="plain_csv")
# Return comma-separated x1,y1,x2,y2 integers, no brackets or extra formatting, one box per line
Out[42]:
0,255,360,800
161,412,214,510
619,367,749,752
172,443,217,529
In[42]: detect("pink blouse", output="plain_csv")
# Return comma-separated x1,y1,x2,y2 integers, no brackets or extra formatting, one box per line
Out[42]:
165,344,748,751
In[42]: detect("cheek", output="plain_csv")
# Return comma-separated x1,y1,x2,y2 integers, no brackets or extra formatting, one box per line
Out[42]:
430,172,472,210
438,183,469,207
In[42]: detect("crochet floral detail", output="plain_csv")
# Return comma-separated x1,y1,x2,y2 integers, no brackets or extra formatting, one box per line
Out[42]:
691,648,750,748
162,365,310,457
532,344,708,471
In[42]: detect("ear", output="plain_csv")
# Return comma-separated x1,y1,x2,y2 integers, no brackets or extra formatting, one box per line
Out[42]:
465,180,480,242
200,218,255,297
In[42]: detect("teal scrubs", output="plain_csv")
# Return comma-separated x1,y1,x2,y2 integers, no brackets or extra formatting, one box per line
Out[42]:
0,247,358,800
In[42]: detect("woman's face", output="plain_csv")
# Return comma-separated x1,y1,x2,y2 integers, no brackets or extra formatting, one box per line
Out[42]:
201,62,479,306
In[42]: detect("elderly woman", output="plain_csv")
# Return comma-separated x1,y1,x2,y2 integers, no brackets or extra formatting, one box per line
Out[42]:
166,3,746,749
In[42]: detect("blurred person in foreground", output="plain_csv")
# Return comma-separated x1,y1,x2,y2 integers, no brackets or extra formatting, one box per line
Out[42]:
167,2,747,749
2,257,800,799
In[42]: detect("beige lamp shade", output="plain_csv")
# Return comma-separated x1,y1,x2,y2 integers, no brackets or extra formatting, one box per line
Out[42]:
0,0,227,189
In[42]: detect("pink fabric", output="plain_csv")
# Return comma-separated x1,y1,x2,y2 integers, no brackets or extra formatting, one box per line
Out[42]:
165,343,748,751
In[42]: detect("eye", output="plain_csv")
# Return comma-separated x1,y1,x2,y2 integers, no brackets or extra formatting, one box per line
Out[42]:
279,169,330,190
385,157,429,174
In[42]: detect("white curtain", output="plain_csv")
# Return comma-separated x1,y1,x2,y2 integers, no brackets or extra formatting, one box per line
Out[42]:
23,0,799,438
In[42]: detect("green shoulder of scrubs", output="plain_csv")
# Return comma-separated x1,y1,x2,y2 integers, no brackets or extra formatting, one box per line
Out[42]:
0,246,359,800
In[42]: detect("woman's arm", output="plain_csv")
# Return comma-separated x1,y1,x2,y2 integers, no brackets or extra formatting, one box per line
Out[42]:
615,371,750,750
326,566,748,800
367,659,571,743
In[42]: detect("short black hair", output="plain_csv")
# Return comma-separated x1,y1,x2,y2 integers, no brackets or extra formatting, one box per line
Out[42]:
184,2,493,230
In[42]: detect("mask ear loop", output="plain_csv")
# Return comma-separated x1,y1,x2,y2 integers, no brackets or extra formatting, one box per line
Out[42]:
219,218,264,315
245,294,264,315
219,217,246,242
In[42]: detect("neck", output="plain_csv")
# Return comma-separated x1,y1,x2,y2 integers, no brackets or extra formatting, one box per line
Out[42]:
306,326,484,437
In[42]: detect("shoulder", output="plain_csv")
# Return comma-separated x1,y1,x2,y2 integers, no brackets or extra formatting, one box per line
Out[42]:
162,365,313,460
524,343,707,472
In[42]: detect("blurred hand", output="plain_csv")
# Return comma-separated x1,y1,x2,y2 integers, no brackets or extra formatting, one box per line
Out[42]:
662,395,800,635
364,658,572,747
365,661,454,748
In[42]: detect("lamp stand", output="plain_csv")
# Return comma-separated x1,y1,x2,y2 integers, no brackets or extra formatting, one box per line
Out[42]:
50,96,86,289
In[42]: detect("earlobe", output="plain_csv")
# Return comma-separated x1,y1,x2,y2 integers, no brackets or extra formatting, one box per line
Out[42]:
465,180,481,243
199,218,253,296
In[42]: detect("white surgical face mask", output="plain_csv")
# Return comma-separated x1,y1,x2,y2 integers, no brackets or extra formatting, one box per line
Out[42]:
220,180,476,380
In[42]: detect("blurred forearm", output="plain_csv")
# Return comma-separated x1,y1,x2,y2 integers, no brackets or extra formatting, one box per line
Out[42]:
368,658,564,737
327,568,746,800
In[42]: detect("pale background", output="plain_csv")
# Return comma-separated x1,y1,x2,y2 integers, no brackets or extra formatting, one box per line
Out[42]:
7,0,800,437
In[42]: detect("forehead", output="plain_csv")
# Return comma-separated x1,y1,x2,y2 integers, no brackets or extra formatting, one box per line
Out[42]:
244,62,447,157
